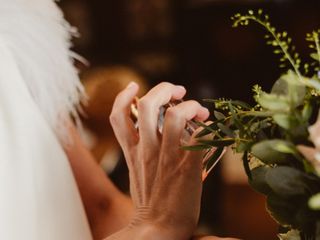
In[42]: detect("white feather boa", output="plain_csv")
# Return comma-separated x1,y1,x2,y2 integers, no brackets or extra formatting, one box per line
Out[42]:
0,0,85,140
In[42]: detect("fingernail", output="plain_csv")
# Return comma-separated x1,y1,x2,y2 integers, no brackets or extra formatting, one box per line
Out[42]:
203,107,209,113
127,81,137,89
176,85,186,91
201,107,210,114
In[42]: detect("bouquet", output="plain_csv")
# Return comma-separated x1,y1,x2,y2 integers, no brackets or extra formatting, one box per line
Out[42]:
187,9,320,240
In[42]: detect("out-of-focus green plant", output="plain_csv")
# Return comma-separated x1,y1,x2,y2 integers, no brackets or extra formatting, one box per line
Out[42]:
185,10,320,240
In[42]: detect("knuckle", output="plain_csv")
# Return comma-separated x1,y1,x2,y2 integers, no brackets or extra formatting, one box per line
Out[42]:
165,107,180,119
187,100,201,108
109,111,120,126
158,81,173,89
114,90,125,102
137,97,152,112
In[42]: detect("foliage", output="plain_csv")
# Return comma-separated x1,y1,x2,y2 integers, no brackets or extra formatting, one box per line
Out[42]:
192,9,320,239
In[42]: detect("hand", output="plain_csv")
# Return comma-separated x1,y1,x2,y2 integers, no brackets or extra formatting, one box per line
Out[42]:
108,82,210,239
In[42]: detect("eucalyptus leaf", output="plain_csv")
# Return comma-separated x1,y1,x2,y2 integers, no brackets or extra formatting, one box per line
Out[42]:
305,79,320,91
311,53,320,61
271,71,306,108
249,166,273,195
302,103,313,121
214,111,225,120
217,123,235,137
235,141,252,152
266,166,316,197
256,92,290,112
195,122,217,138
309,193,320,210
230,100,251,109
199,139,235,147
267,194,316,231
228,102,243,131
196,128,213,138
266,194,299,226
182,144,211,151
251,140,297,165
194,120,226,138
273,114,297,130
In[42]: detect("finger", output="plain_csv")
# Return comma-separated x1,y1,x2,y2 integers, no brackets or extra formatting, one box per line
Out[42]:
109,82,139,149
137,82,186,145
296,145,320,170
161,100,209,159
309,119,320,149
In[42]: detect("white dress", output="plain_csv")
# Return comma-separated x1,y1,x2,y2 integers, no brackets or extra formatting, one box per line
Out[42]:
0,0,93,239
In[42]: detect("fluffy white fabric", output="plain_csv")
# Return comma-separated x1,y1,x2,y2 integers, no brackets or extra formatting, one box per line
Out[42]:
0,42,92,239
0,0,85,140
0,0,93,239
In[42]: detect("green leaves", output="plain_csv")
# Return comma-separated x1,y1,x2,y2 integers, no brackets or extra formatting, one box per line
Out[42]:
255,71,306,117
181,144,211,151
306,30,320,73
278,229,301,240
250,165,318,198
250,166,320,232
272,71,306,108
198,139,235,147
273,114,297,130
311,53,319,61
251,139,298,165
213,110,225,120
309,193,320,210
266,166,317,197
256,92,290,111
249,166,273,195
198,12,320,238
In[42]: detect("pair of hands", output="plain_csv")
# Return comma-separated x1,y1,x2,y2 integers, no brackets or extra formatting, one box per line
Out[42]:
108,82,236,240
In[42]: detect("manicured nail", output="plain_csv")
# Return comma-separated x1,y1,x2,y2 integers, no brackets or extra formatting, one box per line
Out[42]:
127,81,137,89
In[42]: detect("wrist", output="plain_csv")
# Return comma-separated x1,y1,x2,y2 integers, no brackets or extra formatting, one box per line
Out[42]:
131,223,185,240
129,208,195,240
105,223,189,240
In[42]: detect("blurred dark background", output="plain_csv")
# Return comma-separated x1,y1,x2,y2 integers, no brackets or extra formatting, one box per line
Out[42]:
59,0,320,239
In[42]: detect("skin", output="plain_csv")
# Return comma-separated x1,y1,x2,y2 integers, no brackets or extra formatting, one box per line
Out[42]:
65,124,134,239
65,82,239,240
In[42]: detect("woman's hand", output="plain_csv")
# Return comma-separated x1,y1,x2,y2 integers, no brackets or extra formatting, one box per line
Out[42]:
107,82,209,240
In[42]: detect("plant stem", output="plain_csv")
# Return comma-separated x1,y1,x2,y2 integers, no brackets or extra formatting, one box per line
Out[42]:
313,31,320,69
236,16,303,81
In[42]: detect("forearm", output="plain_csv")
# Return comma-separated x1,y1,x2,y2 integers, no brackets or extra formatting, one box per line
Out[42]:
65,124,133,238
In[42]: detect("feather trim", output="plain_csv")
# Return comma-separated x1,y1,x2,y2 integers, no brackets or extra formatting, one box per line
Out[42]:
0,0,85,141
